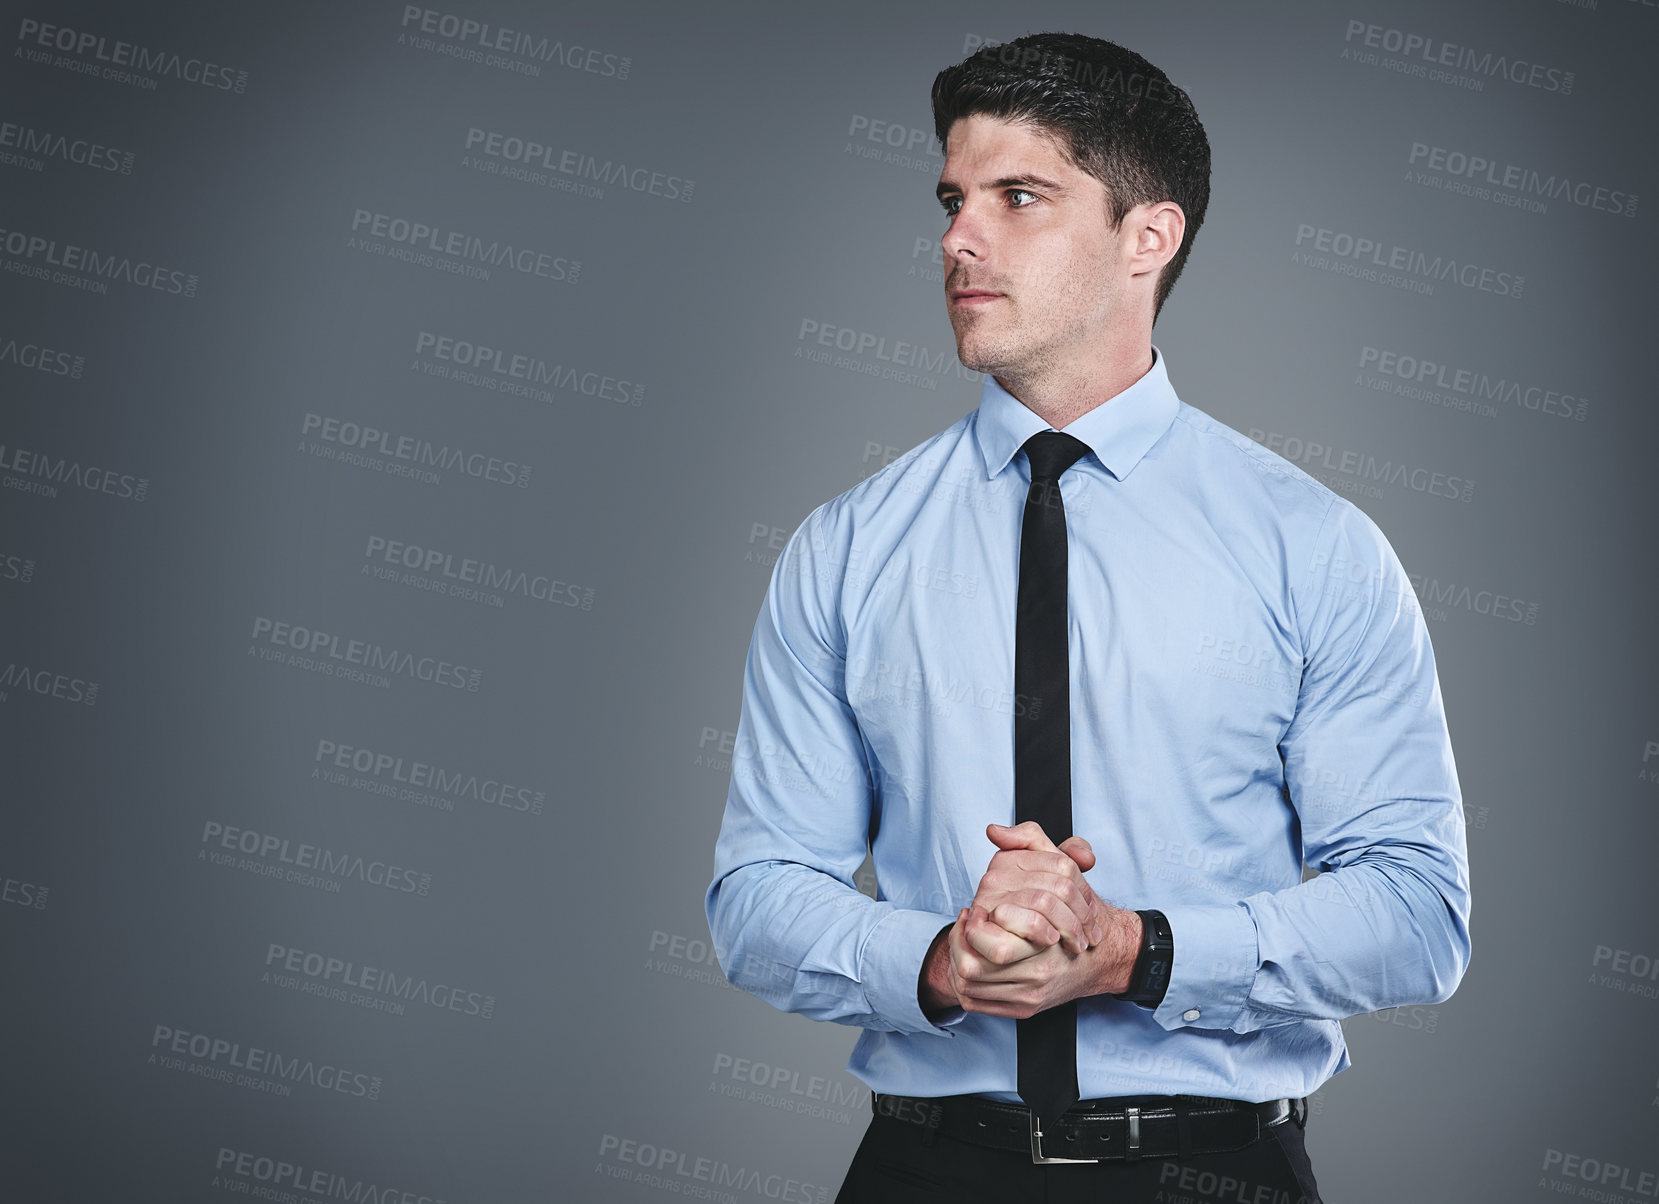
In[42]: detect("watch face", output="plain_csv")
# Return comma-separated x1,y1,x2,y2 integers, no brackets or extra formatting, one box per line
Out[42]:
1125,911,1173,1007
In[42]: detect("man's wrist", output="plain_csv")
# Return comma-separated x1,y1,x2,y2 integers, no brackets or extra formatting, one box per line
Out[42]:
1091,907,1144,996
918,922,958,1019
1112,909,1173,1007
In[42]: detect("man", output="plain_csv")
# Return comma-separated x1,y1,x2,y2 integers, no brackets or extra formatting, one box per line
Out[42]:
706,32,1470,1202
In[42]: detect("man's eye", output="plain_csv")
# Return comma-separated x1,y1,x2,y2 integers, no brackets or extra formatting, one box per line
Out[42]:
941,196,962,216
1008,189,1037,207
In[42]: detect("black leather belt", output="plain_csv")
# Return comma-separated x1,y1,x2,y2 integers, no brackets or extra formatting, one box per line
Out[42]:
872,1092,1305,1164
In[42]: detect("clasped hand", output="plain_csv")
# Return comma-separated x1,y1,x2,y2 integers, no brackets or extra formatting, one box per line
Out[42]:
925,821,1140,1020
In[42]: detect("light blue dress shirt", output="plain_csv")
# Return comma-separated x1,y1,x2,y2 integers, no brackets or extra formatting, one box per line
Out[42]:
705,348,1471,1104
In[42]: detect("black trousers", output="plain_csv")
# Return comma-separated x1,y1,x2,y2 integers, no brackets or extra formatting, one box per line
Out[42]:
835,1104,1322,1203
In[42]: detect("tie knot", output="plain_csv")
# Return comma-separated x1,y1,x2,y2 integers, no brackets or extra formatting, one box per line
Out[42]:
1022,431,1090,483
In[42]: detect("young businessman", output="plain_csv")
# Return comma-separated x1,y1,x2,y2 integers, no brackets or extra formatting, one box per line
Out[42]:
707,32,1470,1202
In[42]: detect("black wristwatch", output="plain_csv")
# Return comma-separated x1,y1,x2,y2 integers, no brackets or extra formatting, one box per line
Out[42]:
1112,909,1173,1009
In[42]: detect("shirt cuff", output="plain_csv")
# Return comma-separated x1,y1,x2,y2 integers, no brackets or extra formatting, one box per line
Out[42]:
860,909,963,1036
1150,901,1258,1032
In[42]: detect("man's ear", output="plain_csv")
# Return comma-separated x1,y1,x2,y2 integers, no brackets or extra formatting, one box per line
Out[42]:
1129,201,1185,275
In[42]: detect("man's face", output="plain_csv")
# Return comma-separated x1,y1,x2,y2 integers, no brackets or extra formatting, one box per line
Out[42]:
936,114,1129,379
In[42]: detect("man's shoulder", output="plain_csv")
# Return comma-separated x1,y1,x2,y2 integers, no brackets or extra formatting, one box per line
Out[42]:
1168,401,1409,599
804,411,982,532
1168,400,1341,513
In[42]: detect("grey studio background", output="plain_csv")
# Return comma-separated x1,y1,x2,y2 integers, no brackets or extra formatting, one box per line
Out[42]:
2,0,1656,1201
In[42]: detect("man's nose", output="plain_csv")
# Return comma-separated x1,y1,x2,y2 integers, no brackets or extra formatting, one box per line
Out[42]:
942,204,985,262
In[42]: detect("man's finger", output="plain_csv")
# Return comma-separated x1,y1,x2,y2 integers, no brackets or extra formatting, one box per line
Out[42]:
979,886,1097,952
984,851,1098,894
986,821,1060,854
984,847,1100,903
984,901,1061,950
976,867,1102,944
948,919,1007,992
1058,834,1096,872
982,850,1101,919
963,906,1046,964
982,848,1106,945
986,846,1089,876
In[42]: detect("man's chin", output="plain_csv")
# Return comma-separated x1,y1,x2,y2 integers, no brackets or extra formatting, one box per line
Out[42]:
953,340,1007,376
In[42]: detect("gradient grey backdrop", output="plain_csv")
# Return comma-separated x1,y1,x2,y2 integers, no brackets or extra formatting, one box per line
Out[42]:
3,1,1657,1201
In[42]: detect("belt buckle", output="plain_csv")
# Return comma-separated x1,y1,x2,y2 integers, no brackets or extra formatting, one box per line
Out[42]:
1028,1109,1103,1165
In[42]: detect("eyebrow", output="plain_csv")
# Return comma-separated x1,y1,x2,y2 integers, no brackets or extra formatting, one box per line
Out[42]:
936,174,1070,201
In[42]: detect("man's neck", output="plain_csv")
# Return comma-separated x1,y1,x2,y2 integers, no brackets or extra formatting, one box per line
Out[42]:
994,341,1156,432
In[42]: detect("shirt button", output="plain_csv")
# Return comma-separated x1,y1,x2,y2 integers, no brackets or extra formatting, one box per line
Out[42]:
1182,1009,1201,1022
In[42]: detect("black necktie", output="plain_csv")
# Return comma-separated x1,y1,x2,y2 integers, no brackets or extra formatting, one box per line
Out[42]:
1014,430,1091,1128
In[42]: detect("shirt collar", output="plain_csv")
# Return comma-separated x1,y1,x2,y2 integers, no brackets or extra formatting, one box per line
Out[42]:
972,344,1180,482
